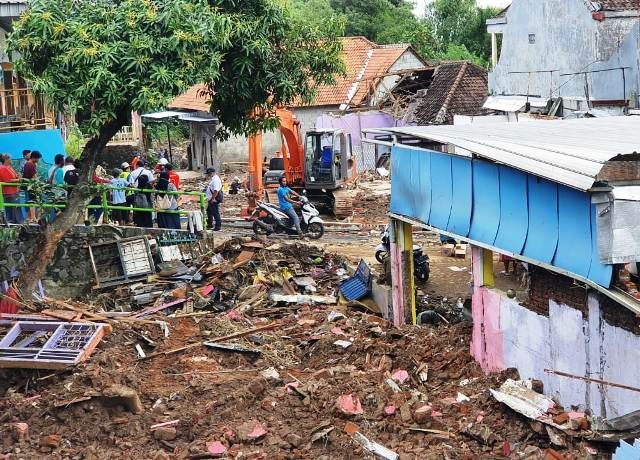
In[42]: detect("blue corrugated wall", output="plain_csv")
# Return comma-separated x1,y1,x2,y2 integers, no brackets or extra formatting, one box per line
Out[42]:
0,129,65,165
390,145,613,288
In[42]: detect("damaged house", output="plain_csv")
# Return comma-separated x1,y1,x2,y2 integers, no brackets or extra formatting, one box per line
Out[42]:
486,0,640,116
374,115,640,420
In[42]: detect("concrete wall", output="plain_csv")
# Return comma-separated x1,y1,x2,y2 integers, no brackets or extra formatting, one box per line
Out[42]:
293,105,339,139
490,0,640,104
0,225,209,298
216,130,281,166
215,105,338,165
470,246,640,418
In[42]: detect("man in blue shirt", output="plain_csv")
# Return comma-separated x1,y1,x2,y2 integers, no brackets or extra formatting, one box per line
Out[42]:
277,176,302,236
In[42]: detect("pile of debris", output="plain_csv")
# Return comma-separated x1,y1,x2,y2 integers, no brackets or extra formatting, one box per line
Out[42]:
0,240,629,458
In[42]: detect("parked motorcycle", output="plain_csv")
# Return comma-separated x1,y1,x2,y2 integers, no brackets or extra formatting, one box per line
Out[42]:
375,224,430,282
250,196,325,240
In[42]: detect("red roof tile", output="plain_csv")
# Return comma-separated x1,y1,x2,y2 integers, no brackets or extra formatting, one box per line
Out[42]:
304,37,420,107
169,37,422,111
599,0,640,10
168,84,210,112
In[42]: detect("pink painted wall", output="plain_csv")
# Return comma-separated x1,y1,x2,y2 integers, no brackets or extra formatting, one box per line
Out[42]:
389,241,405,327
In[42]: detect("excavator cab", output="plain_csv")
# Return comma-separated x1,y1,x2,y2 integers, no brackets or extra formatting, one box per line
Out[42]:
303,129,354,190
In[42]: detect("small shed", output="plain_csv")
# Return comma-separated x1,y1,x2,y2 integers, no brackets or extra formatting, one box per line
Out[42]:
163,84,218,172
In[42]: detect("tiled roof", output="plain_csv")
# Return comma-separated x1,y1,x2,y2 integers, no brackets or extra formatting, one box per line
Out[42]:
169,37,419,111
599,0,640,10
304,36,417,107
409,61,488,125
168,84,210,112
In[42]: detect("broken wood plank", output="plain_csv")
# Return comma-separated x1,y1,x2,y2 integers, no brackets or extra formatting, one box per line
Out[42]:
139,323,280,361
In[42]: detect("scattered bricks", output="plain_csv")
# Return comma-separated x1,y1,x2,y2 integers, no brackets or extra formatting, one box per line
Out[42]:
101,384,144,414
343,422,359,435
260,367,281,385
531,379,544,394
248,377,267,396
238,422,267,442
399,402,412,423
336,394,363,416
260,399,277,411
12,423,28,443
377,355,393,373
552,413,569,425
285,433,303,448
153,427,177,441
412,405,432,424
391,370,409,384
578,418,590,431
39,434,61,449
206,441,227,457
384,405,396,416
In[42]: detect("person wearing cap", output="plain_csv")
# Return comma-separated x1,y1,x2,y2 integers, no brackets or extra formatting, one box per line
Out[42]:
128,160,154,188
110,168,129,225
155,157,169,174
120,162,131,180
205,167,223,231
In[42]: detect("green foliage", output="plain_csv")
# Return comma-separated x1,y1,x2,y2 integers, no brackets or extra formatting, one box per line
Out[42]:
64,124,84,158
427,0,500,66
434,43,485,67
292,0,498,67
8,0,344,142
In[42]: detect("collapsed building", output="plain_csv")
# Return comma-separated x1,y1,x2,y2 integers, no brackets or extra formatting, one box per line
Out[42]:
371,115,640,419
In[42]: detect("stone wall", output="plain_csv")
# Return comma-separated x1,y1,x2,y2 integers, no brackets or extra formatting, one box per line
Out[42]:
0,225,198,298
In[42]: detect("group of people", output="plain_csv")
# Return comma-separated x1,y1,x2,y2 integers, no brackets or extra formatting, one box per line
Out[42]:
0,149,194,230
100,154,184,229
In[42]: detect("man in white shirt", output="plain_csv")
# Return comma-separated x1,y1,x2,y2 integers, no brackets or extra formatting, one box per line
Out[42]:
205,167,223,230
127,160,154,188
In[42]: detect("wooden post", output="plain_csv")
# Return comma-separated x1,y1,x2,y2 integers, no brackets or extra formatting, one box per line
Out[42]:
390,218,416,326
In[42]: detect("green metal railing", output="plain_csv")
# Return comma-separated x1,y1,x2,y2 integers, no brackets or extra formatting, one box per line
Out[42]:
0,180,208,228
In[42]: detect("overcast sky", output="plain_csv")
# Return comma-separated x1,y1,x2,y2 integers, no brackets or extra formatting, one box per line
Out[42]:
413,0,511,16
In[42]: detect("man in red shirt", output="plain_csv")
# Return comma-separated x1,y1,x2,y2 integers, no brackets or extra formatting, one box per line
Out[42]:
166,164,180,190
22,150,41,222
0,153,22,224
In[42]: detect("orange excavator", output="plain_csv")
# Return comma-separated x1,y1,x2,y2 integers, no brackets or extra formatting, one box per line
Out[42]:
245,108,356,218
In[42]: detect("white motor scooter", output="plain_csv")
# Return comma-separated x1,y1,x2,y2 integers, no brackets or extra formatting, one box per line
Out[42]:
250,196,325,239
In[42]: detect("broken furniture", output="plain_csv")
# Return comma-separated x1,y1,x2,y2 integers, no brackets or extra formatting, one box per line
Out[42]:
340,259,372,301
0,321,110,369
88,236,155,288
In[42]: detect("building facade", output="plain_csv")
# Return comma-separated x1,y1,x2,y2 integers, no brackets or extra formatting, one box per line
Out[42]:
487,0,640,112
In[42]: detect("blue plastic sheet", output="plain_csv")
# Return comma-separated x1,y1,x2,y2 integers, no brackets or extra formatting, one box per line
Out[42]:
469,160,500,245
390,146,413,217
522,176,558,263
446,156,472,237
494,166,528,254
553,186,592,278
429,151,453,230
0,129,65,165
588,203,613,287
413,149,431,224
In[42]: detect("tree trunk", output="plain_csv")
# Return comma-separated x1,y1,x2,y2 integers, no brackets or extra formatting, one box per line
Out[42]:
16,112,128,301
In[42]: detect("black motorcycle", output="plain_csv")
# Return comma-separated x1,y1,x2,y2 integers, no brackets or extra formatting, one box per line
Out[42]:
375,225,430,282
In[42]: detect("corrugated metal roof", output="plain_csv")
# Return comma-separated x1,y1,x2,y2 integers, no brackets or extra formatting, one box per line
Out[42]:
382,116,640,191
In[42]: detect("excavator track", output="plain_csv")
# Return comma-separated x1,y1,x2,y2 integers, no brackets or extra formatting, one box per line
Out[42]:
332,189,356,219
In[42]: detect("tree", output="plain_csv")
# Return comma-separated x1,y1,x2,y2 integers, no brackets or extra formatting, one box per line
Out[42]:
8,0,343,299
426,0,500,66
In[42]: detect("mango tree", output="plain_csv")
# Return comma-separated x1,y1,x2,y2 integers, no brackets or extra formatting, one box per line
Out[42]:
8,0,343,299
